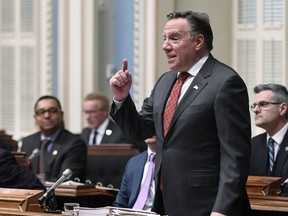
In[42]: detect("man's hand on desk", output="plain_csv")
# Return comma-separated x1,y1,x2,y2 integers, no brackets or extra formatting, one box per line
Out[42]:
211,212,226,216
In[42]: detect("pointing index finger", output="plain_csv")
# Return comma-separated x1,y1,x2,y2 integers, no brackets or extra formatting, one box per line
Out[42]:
122,59,128,72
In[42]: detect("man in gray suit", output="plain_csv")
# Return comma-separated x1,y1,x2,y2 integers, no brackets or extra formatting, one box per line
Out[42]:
109,10,251,216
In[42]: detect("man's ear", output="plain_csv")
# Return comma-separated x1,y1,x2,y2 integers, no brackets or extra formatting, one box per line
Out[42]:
280,103,288,116
195,34,204,51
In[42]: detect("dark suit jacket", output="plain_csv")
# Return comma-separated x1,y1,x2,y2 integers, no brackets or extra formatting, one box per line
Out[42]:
111,54,251,216
0,148,45,190
21,129,87,182
113,150,148,208
250,131,288,181
80,119,129,144
81,118,146,152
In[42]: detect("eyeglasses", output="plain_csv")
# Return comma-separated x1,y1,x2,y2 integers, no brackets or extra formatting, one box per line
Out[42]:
83,109,104,116
250,101,281,110
35,107,62,116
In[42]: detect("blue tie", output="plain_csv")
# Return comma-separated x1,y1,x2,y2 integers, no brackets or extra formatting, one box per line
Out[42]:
92,130,98,144
268,138,275,173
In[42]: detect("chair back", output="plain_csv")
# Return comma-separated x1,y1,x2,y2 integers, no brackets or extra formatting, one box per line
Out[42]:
0,130,18,151
12,152,32,170
86,144,139,189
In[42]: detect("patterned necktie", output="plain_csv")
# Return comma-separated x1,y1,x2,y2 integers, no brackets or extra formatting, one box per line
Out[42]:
268,138,275,173
39,139,51,174
163,72,190,137
92,130,98,144
133,153,156,210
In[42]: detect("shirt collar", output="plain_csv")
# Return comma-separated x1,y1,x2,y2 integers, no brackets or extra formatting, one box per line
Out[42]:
95,117,110,136
267,122,288,146
178,53,209,78
147,147,156,161
41,128,61,142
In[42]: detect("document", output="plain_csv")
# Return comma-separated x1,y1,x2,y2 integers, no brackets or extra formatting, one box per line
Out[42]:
78,206,160,216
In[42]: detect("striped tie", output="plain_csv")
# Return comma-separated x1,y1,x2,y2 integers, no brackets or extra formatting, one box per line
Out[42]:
268,138,275,173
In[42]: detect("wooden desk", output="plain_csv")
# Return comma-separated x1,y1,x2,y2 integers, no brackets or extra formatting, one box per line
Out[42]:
45,183,118,210
249,194,288,212
247,176,288,214
0,210,60,216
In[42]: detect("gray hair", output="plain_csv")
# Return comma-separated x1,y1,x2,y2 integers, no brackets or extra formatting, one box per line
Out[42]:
254,83,288,103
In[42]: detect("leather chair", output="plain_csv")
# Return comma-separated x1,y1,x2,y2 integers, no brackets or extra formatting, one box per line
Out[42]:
85,144,139,189
0,130,18,151
12,152,32,170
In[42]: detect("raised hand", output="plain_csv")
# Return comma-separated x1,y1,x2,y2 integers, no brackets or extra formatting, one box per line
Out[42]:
109,59,132,101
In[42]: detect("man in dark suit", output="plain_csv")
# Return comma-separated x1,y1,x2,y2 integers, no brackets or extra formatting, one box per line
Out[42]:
249,84,288,216
21,95,87,182
113,136,156,210
81,92,145,152
0,147,45,190
109,10,251,216
250,84,288,180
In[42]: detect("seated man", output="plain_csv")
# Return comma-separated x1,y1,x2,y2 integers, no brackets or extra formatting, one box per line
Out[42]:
81,92,145,152
21,95,87,182
250,83,288,180
113,136,156,211
0,147,45,190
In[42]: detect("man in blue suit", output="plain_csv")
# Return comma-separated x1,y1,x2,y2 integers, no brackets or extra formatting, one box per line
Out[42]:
113,136,156,211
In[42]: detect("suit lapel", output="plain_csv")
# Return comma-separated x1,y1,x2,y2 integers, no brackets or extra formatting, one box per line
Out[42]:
131,153,148,203
275,132,288,175
46,131,65,173
83,128,91,145
257,135,269,175
165,55,215,137
169,74,208,131
101,120,114,143
158,73,178,136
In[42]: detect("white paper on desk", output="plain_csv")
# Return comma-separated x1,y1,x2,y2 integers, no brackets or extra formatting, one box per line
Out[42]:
78,206,160,216
96,185,120,192
45,180,84,186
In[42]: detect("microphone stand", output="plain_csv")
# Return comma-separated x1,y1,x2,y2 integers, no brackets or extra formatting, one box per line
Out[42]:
38,169,73,213
39,189,61,214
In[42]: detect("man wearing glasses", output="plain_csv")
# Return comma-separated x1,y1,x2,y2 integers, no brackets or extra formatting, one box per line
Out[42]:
21,95,87,183
250,83,288,182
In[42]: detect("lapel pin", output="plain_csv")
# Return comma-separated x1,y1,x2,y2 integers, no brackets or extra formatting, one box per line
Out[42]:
52,150,58,156
106,129,112,136
193,85,198,89
285,146,288,152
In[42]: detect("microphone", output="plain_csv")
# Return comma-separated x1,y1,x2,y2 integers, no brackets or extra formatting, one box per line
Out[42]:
28,148,39,160
38,168,73,206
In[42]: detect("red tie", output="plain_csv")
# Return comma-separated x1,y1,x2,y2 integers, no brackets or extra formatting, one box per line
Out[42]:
163,72,189,137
